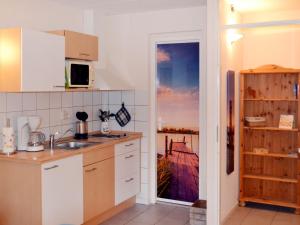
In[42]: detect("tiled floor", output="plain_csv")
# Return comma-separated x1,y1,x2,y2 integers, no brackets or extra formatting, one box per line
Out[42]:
100,203,191,225
223,205,300,225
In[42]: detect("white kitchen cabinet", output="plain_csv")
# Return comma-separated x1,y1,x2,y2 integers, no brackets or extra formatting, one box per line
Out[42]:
42,155,83,225
0,28,65,92
115,139,140,205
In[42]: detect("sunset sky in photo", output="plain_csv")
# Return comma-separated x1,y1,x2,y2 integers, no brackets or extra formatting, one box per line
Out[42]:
157,42,199,130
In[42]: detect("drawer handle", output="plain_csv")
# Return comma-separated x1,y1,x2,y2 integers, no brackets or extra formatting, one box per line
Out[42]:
125,143,134,147
53,85,65,88
79,53,90,56
125,178,134,183
85,168,97,173
125,155,134,159
44,165,59,170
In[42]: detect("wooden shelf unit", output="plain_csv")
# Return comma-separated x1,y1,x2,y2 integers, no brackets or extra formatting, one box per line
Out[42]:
239,65,300,213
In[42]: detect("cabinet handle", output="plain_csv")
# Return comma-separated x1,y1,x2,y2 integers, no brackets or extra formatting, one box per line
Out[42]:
125,178,134,183
85,168,97,173
125,143,134,147
79,53,90,56
125,155,134,159
44,165,59,170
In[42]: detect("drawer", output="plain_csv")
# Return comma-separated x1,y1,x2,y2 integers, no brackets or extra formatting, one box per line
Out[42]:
83,145,114,166
115,139,140,156
116,150,140,179
115,173,140,205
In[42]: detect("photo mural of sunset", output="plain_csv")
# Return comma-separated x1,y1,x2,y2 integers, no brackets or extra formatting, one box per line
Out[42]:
156,42,199,203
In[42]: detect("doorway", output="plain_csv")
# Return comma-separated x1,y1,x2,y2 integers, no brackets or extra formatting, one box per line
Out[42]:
149,31,206,206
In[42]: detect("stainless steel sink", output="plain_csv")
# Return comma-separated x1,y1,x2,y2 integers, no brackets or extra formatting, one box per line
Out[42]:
56,141,96,150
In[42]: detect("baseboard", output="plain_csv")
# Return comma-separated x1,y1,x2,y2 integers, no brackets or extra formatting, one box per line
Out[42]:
136,197,150,205
221,203,239,225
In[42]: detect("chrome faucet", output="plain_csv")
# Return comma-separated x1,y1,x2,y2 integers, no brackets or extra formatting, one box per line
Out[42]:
49,128,74,150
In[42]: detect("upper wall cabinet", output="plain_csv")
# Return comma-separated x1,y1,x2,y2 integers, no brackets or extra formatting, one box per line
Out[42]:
0,28,65,92
50,30,98,61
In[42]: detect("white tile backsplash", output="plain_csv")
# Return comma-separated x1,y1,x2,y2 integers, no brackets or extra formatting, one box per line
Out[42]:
37,93,49,110
122,90,135,106
83,106,93,122
61,107,73,125
92,91,101,105
92,105,100,121
135,106,149,122
50,108,62,127
7,93,22,112
135,90,149,106
73,92,83,107
109,91,121,105
22,93,36,111
0,93,6,112
36,109,50,128
62,92,73,108
135,121,149,137
84,92,93,106
50,92,62,109
122,120,135,132
101,91,109,105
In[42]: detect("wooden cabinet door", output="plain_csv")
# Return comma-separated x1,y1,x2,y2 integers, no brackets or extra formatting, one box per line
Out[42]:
84,157,114,222
64,30,98,61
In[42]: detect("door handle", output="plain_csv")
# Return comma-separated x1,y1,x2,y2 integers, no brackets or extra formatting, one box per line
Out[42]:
44,165,59,170
125,143,134,147
125,155,134,159
85,168,97,173
125,178,134,183
79,53,90,56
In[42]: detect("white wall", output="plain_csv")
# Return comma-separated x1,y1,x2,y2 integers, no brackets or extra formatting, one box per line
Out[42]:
220,0,243,222
93,6,206,204
94,7,206,90
0,0,84,32
243,27,300,69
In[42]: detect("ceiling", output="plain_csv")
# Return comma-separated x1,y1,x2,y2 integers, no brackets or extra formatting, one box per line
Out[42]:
50,0,205,15
232,0,300,13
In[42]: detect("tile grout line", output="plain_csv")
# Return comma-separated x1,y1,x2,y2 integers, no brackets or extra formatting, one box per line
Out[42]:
239,208,253,225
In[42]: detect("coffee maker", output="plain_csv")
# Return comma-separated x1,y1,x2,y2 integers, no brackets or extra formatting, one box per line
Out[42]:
17,116,45,151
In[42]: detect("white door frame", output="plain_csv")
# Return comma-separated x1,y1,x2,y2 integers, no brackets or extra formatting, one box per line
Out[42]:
149,30,207,205
206,0,221,224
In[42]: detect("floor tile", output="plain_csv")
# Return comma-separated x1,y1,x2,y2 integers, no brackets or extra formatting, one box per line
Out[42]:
223,207,252,225
271,212,300,225
241,208,276,225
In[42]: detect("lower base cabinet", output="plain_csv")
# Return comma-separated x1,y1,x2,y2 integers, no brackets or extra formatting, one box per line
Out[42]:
42,155,83,225
83,147,115,222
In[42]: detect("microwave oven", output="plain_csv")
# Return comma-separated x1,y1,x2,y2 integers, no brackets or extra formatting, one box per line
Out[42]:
65,60,95,88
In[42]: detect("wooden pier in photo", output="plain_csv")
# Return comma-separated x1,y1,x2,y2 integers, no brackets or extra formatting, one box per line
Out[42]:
161,136,199,202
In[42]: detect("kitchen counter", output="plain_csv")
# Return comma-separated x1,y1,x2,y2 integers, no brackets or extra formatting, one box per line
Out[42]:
0,131,142,165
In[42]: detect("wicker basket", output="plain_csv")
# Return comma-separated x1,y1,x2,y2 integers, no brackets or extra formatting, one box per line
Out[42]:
190,200,206,225
244,116,266,127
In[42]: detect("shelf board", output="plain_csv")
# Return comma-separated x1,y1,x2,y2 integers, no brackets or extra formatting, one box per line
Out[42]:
244,127,298,132
244,98,298,102
243,152,298,159
241,197,300,209
243,174,298,183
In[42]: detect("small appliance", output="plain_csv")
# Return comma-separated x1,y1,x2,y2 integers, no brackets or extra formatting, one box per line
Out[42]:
75,112,89,139
65,60,95,88
17,116,45,151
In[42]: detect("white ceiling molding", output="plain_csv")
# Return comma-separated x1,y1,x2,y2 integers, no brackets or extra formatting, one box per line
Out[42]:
49,0,206,15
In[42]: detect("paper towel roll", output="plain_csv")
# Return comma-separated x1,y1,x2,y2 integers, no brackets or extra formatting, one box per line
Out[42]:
2,127,16,154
